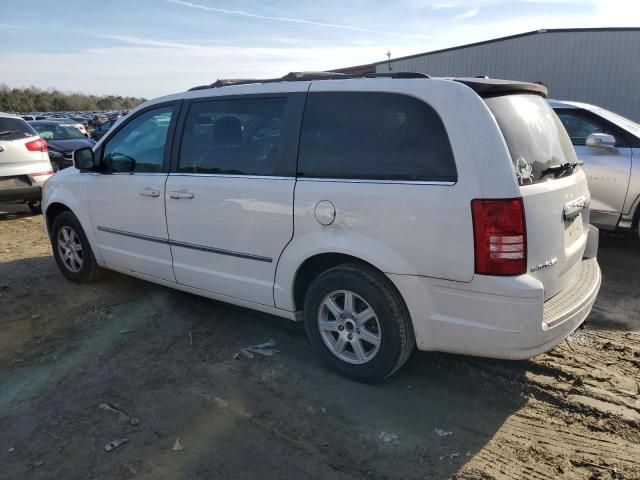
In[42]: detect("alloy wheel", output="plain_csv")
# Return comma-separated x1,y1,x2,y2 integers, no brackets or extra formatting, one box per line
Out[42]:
57,226,83,273
317,290,382,365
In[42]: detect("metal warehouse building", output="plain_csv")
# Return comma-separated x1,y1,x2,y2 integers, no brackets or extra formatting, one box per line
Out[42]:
336,28,640,121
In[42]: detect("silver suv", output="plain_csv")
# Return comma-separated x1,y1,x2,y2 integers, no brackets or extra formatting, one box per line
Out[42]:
550,100,640,235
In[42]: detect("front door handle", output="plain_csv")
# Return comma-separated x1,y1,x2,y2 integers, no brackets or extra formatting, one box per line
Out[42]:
169,190,195,199
139,188,160,197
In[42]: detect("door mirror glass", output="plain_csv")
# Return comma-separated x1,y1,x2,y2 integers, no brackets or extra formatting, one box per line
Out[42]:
586,132,616,148
73,147,96,170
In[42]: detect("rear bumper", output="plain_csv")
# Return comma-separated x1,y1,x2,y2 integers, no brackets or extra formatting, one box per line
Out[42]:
388,257,601,360
0,185,42,202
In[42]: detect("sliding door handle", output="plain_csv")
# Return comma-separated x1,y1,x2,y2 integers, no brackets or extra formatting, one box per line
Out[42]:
139,188,160,197
169,190,195,199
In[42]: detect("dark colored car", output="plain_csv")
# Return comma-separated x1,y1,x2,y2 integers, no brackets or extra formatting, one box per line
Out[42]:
29,120,95,170
90,120,115,141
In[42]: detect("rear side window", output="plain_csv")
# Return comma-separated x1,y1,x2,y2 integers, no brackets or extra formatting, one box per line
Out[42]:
0,117,37,141
485,95,578,185
298,92,457,182
178,97,287,176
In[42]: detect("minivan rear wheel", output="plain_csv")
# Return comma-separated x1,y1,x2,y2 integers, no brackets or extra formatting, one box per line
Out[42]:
304,263,415,382
51,211,102,283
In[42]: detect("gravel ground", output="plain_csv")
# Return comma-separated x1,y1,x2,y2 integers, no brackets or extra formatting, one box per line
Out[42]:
0,203,639,480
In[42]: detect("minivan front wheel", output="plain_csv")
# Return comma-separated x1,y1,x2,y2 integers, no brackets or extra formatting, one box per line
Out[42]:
51,211,101,283
304,264,415,382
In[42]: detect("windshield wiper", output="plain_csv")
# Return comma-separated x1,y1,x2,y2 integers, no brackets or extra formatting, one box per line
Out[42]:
0,130,18,136
541,161,582,179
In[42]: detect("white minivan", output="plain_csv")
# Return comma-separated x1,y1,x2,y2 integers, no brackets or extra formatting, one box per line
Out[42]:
42,72,601,382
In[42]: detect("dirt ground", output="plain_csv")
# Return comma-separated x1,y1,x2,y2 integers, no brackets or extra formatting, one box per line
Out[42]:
0,203,639,480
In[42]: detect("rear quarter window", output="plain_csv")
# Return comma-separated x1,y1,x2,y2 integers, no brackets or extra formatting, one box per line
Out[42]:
0,117,37,141
298,92,457,182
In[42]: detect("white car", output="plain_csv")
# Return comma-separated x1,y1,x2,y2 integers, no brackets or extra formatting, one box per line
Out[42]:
42,73,601,382
550,100,640,234
0,113,54,212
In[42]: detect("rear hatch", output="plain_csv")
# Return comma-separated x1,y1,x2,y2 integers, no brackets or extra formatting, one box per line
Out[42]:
485,94,590,300
0,116,50,177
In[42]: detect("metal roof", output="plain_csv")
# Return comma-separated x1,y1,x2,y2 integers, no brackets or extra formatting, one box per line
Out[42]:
333,27,640,71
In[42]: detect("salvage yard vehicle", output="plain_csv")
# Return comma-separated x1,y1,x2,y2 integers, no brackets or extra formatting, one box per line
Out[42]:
550,100,640,235
31,117,89,137
29,120,95,171
0,113,53,212
42,72,601,382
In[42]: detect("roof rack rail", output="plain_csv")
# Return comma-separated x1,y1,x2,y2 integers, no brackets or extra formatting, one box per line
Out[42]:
187,71,430,91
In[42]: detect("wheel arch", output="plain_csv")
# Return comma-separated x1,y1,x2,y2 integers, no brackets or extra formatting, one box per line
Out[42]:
45,202,72,238
274,233,417,312
292,253,376,312
286,252,411,325
43,187,103,262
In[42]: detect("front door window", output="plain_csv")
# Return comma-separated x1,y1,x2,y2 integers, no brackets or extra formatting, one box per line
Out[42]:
102,107,173,172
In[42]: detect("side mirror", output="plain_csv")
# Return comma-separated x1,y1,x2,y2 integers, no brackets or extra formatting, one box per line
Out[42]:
73,147,96,171
586,133,616,149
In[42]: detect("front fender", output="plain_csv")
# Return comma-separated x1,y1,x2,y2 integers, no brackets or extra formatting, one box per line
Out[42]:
43,172,101,261
273,230,416,311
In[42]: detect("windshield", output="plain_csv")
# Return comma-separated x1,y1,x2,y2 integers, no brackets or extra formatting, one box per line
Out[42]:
33,124,85,140
485,94,578,185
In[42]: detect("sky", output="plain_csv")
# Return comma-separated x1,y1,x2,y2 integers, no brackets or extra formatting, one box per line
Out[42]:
0,0,638,98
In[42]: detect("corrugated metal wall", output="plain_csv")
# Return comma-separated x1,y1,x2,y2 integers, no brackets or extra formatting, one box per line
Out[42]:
377,30,640,121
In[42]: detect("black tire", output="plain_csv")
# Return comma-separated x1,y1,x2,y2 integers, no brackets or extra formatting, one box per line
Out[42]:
304,263,415,383
27,200,42,214
51,211,102,283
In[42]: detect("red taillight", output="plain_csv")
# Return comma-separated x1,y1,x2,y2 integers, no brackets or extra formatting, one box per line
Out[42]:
471,198,527,276
25,138,48,152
